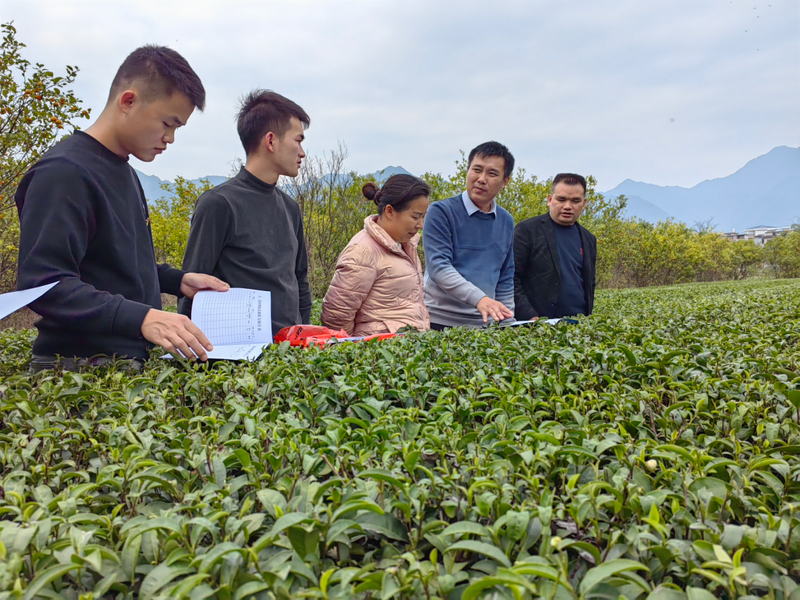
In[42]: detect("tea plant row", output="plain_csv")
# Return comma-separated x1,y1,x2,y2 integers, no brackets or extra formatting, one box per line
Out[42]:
1,279,799,599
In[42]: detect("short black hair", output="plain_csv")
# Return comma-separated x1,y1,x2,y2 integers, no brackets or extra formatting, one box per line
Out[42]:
467,141,515,179
551,173,587,195
236,90,310,156
108,45,205,110
362,175,431,216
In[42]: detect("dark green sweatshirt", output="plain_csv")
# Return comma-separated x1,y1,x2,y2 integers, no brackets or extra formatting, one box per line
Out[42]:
178,168,311,333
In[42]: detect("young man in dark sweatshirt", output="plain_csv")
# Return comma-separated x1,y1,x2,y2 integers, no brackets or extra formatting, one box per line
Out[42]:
15,46,229,369
179,90,312,334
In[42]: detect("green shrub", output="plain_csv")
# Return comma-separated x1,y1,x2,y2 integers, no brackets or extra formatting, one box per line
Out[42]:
149,177,216,268
594,219,768,288
1,279,799,597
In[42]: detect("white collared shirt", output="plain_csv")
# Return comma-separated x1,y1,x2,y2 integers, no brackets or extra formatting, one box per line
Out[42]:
461,191,497,216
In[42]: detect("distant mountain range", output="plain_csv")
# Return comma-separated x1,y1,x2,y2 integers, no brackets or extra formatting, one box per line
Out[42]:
368,166,413,180
602,146,800,232
135,171,227,204
134,165,413,204
137,148,799,233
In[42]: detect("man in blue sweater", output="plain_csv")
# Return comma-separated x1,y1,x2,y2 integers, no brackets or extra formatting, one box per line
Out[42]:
423,141,516,329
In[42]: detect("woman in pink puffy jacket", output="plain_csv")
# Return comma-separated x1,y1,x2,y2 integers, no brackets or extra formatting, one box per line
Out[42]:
321,175,431,336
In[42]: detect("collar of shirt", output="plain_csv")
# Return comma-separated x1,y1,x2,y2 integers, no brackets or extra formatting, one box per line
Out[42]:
461,191,497,216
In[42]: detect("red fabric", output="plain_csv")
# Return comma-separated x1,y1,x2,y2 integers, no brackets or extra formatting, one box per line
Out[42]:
361,333,398,342
274,325,400,348
274,325,349,347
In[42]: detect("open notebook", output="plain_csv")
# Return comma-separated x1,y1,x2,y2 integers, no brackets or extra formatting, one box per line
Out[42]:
164,288,272,361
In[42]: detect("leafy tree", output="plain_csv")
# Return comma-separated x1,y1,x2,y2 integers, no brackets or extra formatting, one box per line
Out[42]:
764,224,800,278
134,145,792,302
0,22,90,291
730,239,763,280
0,211,19,292
0,22,90,209
149,177,215,267
419,152,467,202
283,144,375,298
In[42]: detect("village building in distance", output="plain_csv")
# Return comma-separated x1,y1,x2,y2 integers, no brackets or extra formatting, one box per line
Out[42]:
722,225,792,245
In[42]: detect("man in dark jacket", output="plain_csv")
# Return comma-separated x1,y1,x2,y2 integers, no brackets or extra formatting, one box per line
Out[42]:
513,173,597,320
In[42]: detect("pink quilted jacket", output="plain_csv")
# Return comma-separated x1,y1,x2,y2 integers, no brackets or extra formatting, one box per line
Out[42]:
321,216,430,336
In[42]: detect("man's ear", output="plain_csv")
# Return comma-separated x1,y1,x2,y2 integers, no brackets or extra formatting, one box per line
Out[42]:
502,176,511,189
263,131,276,153
118,90,136,115
546,194,553,205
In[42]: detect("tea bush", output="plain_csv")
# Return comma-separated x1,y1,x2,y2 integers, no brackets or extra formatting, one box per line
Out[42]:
1,279,800,599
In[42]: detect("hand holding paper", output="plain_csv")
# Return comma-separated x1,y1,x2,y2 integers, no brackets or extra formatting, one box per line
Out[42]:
164,288,272,361
179,272,230,299
142,310,213,361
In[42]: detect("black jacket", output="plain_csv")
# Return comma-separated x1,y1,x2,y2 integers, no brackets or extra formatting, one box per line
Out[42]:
15,131,184,359
513,213,597,320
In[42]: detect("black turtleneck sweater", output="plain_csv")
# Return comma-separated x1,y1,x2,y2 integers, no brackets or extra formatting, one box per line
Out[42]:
15,131,185,359
178,168,311,334
552,222,588,317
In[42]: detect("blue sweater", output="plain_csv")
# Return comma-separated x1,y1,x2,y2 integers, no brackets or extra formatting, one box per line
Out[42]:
423,193,515,327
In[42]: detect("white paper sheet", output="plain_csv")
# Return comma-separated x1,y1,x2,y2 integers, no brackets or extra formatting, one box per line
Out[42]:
327,336,368,344
204,344,266,361
163,288,272,361
191,288,272,346
0,282,59,320
502,318,564,327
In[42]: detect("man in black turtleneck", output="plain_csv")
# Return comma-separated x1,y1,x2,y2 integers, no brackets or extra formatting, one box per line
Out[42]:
179,90,312,333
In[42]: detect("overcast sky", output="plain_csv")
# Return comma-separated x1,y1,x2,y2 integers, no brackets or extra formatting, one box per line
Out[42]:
5,0,798,190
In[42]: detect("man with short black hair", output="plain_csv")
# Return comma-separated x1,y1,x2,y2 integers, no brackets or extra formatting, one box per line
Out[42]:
513,173,597,320
16,45,229,369
179,90,312,334
423,141,516,328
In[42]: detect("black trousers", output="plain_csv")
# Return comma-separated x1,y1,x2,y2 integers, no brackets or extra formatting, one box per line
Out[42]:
30,354,145,373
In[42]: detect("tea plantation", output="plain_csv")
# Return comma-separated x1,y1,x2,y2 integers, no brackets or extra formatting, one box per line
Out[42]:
1,279,799,599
